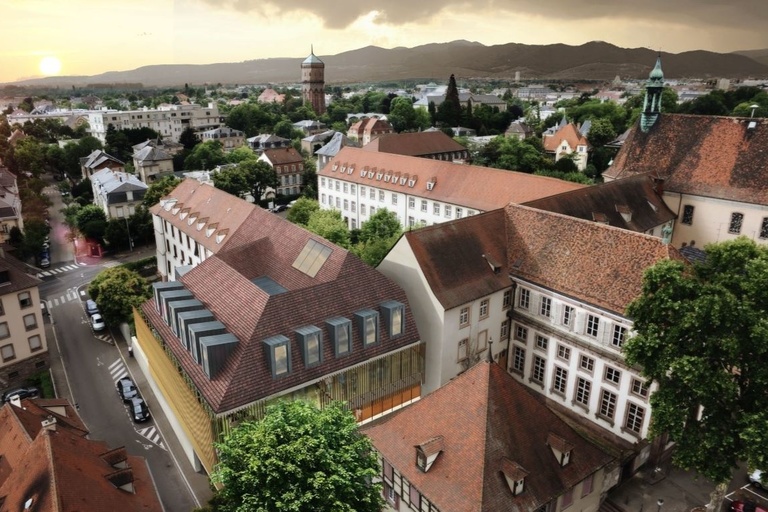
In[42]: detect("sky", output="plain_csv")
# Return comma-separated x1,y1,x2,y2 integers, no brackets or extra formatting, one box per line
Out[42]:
2,0,767,84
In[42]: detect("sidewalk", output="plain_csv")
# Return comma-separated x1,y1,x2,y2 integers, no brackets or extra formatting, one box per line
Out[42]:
607,466,715,512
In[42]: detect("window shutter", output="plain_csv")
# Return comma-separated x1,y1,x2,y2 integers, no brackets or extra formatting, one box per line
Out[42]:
551,300,561,326
575,311,586,334
601,320,612,346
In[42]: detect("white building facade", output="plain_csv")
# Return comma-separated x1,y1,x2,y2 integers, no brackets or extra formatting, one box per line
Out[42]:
88,103,223,143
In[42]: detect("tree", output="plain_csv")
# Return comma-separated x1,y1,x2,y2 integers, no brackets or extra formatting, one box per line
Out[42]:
388,96,418,132
143,175,182,207
87,266,152,325
212,400,383,512
212,160,278,202
586,118,617,148
286,197,320,226
306,209,350,247
624,238,768,512
437,74,462,127
358,208,401,244
75,204,107,241
184,140,227,170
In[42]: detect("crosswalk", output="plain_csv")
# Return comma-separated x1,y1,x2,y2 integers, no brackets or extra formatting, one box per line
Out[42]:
108,359,165,450
37,263,84,278
45,288,86,309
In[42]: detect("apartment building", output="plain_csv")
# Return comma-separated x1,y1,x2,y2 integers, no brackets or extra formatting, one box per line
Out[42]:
88,103,223,143
91,168,148,219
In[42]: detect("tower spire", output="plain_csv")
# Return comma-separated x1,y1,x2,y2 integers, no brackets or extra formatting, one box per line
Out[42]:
641,54,664,132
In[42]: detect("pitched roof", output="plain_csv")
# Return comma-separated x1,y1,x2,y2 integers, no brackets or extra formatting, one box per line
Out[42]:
543,123,589,153
364,361,613,512
321,147,585,212
81,150,124,169
0,400,161,512
505,204,682,314
0,249,42,295
261,147,303,165
315,132,355,157
143,205,420,413
403,210,510,310
150,179,256,255
91,168,147,194
362,131,467,157
523,173,676,233
133,145,172,163
605,114,768,205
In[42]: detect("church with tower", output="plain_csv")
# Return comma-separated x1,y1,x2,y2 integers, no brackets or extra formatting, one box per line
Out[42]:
301,47,326,115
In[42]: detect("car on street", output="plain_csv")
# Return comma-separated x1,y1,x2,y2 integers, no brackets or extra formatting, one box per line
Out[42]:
287,199,298,208
732,500,768,512
91,313,106,331
270,204,288,213
749,469,765,489
2,386,40,402
85,299,99,316
116,377,139,402
39,257,50,268
129,397,151,422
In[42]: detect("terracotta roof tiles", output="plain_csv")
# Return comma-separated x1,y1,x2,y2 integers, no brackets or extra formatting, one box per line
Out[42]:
362,131,467,157
543,123,589,153
261,147,303,165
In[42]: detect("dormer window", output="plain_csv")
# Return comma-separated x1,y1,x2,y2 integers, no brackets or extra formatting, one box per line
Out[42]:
546,433,574,467
295,325,322,367
415,436,444,473
500,458,529,496
380,300,405,338
326,317,352,357
354,309,379,347
263,335,291,377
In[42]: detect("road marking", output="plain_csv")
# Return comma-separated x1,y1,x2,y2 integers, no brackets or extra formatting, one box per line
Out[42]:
109,360,129,382
52,298,59,306
136,426,166,450
66,292,75,301
79,290,86,296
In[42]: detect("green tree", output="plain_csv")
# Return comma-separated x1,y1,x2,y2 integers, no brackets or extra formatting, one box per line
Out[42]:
21,219,49,259
437,74,462,127
184,140,227,170
586,118,617,148
143,175,182,207
624,238,768,512
388,96,418,132
104,218,130,251
306,209,350,247
212,160,278,202
13,138,46,176
286,197,320,226
212,400,383,512
75,204,107,241
358,208,401,244
87,266,152,325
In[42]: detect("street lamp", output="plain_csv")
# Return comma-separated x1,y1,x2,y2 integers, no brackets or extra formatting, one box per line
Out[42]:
657,498,664,512
750,104,760,118
124,216,134,252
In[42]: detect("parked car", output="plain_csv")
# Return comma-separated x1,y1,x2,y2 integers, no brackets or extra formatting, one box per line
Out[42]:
85,299,99,316
2,386,40,402
39,257,50,269
749,469,765,489
270,204,288,213
732,500,768,512
129,397,151,423
287,199,298,208
116,377,139,402
91,313,106,331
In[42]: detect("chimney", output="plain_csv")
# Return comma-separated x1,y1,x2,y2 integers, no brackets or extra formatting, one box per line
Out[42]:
42,415,57,431
652,176,665,195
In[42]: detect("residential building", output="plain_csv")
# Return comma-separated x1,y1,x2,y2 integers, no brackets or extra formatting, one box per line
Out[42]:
247,133,291,153
301,49,326,115
257,88,285,104
87,103,223,143
301,129,336,155
293,120,327,135
315,132,356,173
347,117,394,146
0,167,23,241
361,131,469,161
365,360,616,512
80,149,125,180
91,168,148,219
132,140,174,183
197,126,245,152
378,203,681,476
0,397,163,511
543,122,590,171
134,182,423,474
505,119,534,140
258,147,304,196
317,147,584,230
414,92,508,112
0,251,49,387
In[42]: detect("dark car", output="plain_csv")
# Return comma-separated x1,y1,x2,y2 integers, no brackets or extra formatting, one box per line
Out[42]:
85,299,99,316
270,204,288,213
129,397,151,422
732,500,768,512
116,377,139,402
2,386,40,402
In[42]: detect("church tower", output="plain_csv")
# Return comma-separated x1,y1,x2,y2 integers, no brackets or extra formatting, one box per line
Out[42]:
641,55,664,132
301,46,326,115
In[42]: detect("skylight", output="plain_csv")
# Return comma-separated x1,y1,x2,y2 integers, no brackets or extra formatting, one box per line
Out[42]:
292,239,333,277
251,276,288,295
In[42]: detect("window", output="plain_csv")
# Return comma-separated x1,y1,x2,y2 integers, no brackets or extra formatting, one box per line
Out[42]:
586,314,600,337
535,334,548,350
326,317,352,357
552,366,568,395
477,330,488,352
410,485,421,508
445,205,452,218
335,181,340,191
355,309,379,347
379,190,385,202
612,325,627,348
581,474,594,497
369,188,375,200
360,186,365,195
459,306,470,327
580,354,594,373
729,212,744,234
625,402,646,433
531,355,546,384
563,305,574,326
599,389,617,419
361,204,366,215
503,289,512,309
515,325,528,342
28,335,42,352
420,199,427,212
343,183,348,193
321,193,327,204
335,197,340,208
604,366,622,385
561,488,574,509
296,326,322,367
381,300,405,338
433,203,440,216
575,377,591,406
18,291,32,309
263,335,290,377
321,177,327,187
1,344,14,362
682,205,695,225
631,378,649,398
500,319,510,340
512,346,526,373
0,322,9,339
458,338,468,362
23,313,37,331
409,197,415,209
557,345,571,361
391,194,398,206
455,207,462,219
343,199,349,210
519,289,530,309
539,296,551,317
479,298,489,319
761,218,768,239
351,201,356,213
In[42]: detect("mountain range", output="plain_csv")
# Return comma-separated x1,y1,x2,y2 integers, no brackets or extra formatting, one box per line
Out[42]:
8,40,768,88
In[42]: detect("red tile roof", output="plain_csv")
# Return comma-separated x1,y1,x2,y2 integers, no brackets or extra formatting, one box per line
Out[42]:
364,361,613,512
362,131,467,157
261,147,303,166
322,147,585,212
543,123,589,153
142,206,421,413
0,400,161,512
606,115,768,205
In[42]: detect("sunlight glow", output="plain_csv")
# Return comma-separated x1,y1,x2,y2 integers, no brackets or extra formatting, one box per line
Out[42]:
39,56,62,76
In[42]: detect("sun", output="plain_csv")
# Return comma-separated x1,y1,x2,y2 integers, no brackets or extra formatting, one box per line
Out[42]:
39,56,62,76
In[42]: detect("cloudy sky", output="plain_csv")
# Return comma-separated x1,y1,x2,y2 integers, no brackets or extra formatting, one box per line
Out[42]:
2,0,767,84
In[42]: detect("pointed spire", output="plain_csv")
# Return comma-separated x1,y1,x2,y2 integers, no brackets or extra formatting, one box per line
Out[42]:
486,337,494,363
641,54,664,132
311,44,314,55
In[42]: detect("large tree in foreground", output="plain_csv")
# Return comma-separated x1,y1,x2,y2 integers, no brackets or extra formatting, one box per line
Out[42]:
212,400,383,512
624,237,768,512
87,266,151,325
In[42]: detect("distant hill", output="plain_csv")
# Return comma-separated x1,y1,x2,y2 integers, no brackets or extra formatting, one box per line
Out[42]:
7,40,768,88
733,48,768,67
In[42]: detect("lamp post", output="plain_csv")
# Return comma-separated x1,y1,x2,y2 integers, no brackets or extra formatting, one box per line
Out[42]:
657,498,664,512
124,216,133,252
